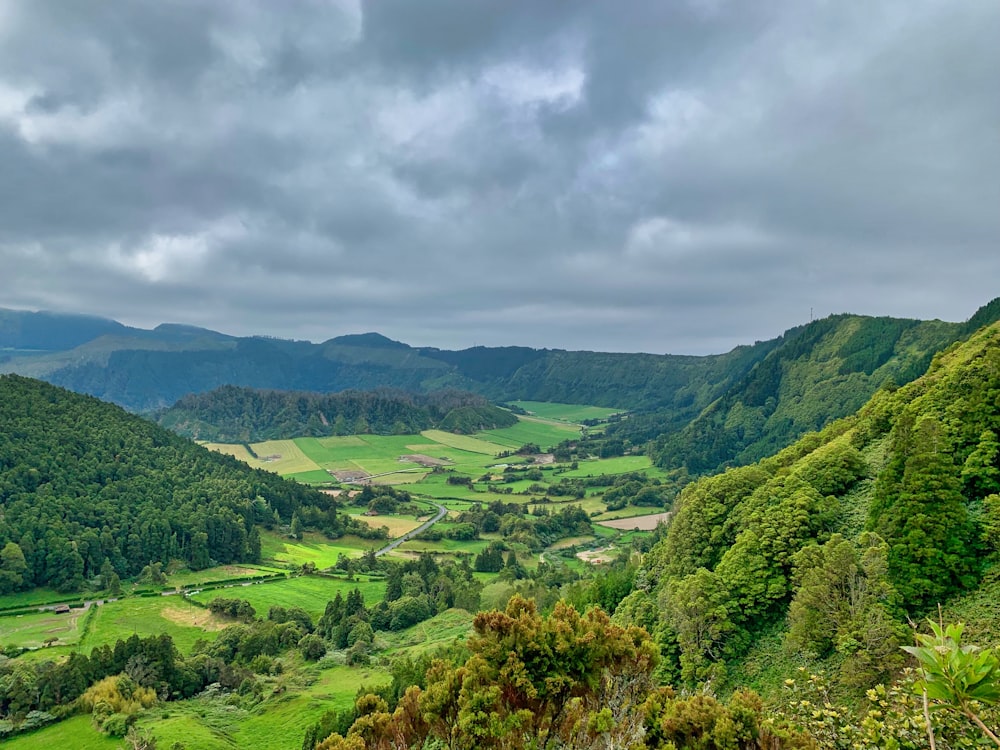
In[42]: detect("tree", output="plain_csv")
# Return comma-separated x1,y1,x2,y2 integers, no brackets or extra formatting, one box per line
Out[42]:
0,542,27,594
872,418,979,610
787,534,905,685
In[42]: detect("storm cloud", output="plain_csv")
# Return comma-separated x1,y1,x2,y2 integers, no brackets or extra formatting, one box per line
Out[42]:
1,0,997,353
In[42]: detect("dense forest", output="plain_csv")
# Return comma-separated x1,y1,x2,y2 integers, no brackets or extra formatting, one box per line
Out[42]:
0,375,368,592
156,386,516,442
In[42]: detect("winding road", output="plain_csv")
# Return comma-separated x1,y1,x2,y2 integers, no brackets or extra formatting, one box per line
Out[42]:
373,502,448,557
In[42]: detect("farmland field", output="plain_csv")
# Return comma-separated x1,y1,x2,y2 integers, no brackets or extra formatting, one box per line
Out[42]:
249,439,323,474
419,430,510,455
187,575,386,618
0,607,86,649
261,530,377,567
511,400,623,423
477,418,579,450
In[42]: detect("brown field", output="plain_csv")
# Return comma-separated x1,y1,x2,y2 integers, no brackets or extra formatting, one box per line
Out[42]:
160,606,227,631
576,546,617,564
354,514,423,538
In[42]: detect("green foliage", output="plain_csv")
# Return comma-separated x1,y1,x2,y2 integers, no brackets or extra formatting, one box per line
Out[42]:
903,620,1000,746
787,534,905,685
159,386,515,442
648,314,967,476
0,375,348,590
869,417,980,610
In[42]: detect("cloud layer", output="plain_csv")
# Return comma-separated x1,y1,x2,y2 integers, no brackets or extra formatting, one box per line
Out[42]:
1,0,998,353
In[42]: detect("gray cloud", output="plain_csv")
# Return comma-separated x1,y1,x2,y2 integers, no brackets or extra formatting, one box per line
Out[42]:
1,0,998,354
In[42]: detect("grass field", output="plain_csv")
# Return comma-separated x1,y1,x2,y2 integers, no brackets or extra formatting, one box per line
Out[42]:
83,596,227,654
251,439,323,474
419,430,509,455
8,596,229,661
559,455,658,477
164,564,288,589
188,575,386,619
511,401,623,423
4,714,119,750
0,587,76,611
261,530,378,567
285,469,338,484
477,417,580,450
378,608,474,655
0,607,86,649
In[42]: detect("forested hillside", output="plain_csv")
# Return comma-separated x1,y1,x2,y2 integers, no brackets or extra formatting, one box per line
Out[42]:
647,314,964,473
157,386,517,441
621,318,1000,692
0,375,360,592
4,302,999,488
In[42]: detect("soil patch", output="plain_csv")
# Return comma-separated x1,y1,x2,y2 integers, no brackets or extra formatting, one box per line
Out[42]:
333,469,370,482
532,454,555,465
161,606,226,631
576,546,617,564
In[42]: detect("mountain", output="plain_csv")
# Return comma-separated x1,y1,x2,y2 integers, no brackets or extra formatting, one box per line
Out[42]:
0,375,359,592
626,315,1000,690
0,306,782,413
645,313,965,473
157,385,517,442
0,308,131,351
3,302,999,485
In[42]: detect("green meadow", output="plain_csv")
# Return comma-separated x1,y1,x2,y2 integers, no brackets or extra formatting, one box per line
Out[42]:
476,418,579,450
187,575,386,619
511,400,623,423
261,530,378,567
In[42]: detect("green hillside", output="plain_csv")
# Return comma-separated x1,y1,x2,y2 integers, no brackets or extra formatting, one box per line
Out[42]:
157,386,516,442
648,313,965,473
0,375,361,591
627,318,1000,695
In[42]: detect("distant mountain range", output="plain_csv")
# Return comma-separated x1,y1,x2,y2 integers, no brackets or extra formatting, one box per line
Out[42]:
3,299,999,478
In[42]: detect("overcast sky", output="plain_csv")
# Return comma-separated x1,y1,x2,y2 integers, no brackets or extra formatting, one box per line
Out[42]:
1,1,998,354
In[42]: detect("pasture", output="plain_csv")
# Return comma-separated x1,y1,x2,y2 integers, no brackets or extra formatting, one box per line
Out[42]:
0,607,86,649
261,530,377,567
476,418,579,450
511,400,623,423
419,429,509,455
188,575,386,619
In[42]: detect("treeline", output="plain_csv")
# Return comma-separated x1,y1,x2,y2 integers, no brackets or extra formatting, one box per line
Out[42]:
619,319,1000,691
156,385,516,441
0,375,357,593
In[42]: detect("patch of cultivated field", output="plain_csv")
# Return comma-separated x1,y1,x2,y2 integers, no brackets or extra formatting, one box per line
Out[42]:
512,401,623,423
353,514,424,538
165,564,286,589
0,607,85,649
188,575,386,619
260,530,376,567
477,418,579,450
559,455,657,477
249,439,323,474
597,511,672,531
205,442,257,463
0,586,73,611
286,468,338,484
419,430,509,455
